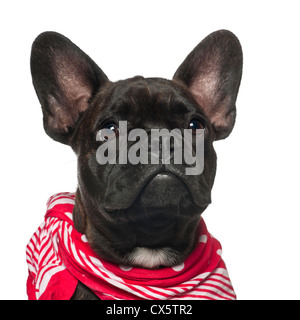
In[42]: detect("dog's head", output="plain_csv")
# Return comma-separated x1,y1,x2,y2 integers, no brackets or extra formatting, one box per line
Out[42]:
31,30,242,268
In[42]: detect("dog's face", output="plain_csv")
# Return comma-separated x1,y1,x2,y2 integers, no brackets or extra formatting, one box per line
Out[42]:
31,30,242,268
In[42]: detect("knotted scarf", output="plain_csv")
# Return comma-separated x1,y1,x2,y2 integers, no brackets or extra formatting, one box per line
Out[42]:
26,192,236,300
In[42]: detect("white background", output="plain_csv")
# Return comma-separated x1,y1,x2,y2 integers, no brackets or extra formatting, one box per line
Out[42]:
1,0,300,300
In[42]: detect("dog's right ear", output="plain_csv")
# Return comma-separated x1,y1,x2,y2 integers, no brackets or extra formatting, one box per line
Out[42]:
31,32,108,144
173,30,242,140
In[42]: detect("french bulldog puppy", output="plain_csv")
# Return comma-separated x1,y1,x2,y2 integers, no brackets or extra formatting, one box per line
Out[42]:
30,29,242,299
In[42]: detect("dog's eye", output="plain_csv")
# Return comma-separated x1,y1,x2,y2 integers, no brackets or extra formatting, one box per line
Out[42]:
188,119,205,134
105,123,119,133
96,123,119,142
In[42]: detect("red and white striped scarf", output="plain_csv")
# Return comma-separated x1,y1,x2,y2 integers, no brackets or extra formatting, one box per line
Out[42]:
26,192,236,300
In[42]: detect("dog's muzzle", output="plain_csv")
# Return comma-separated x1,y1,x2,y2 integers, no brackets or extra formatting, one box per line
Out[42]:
103,164,211,211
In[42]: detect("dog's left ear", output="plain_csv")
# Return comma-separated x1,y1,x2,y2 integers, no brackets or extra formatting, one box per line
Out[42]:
173,30,243,140
30,32,108,145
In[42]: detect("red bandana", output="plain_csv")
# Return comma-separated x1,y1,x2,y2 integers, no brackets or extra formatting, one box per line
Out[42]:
26,193,236,300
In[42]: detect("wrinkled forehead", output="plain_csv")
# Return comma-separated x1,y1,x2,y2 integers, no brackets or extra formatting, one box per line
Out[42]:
95,76,201,128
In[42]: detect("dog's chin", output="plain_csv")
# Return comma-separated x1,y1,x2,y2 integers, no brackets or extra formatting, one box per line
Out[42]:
125,247,183,269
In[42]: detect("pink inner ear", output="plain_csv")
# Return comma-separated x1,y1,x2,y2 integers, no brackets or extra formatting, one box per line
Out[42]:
190,76,237,140
189,69,220,109
190,71,235,132
56,54,93,106
50,54,94,131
